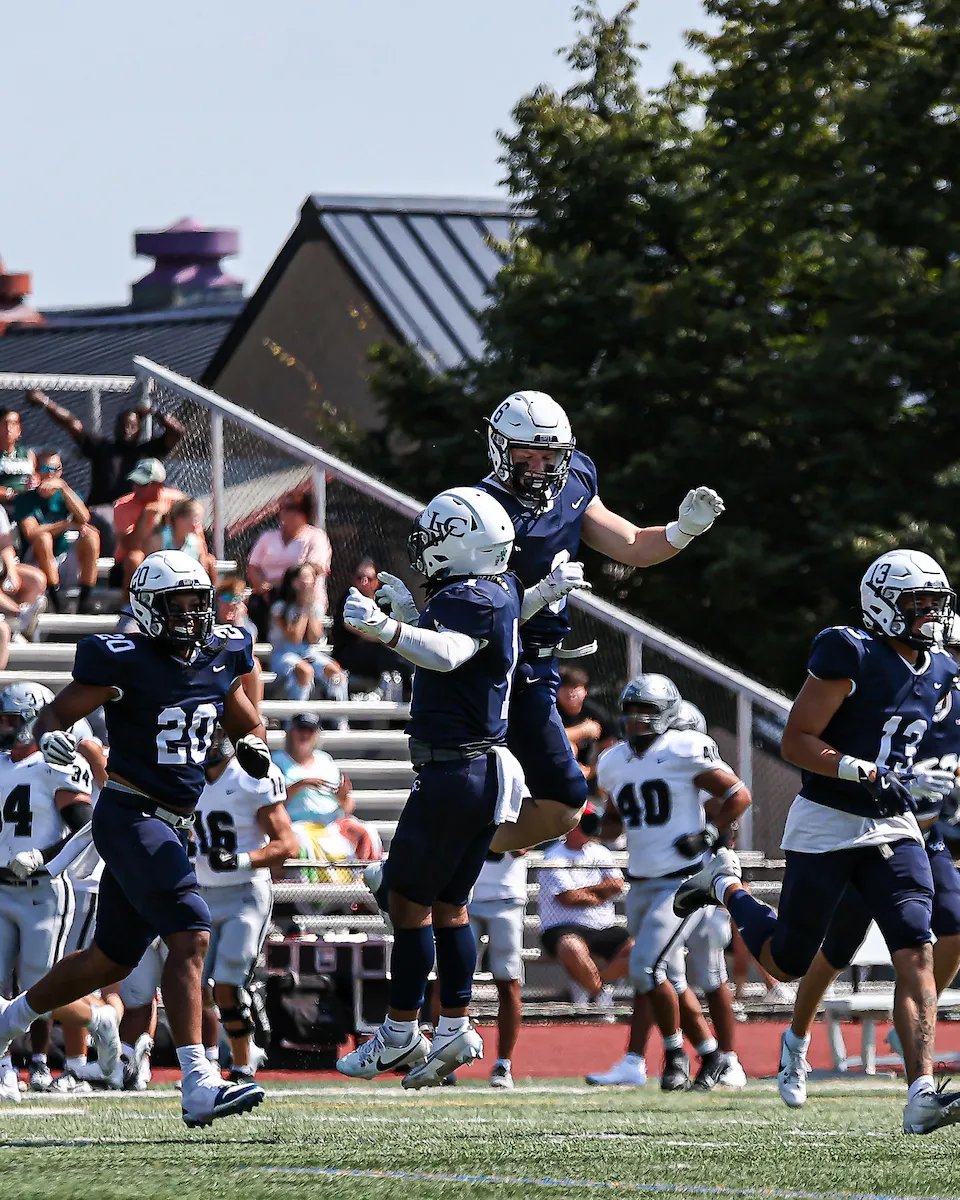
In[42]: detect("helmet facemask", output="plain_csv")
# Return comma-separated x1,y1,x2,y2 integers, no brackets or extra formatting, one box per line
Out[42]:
134,587,215,652
487,424,575,507
0,712,27,752
864,584,956,650
622,703,668,754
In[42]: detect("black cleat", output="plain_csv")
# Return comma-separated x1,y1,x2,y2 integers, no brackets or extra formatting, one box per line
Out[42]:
661,1049,690,1092
692,1049,726,1092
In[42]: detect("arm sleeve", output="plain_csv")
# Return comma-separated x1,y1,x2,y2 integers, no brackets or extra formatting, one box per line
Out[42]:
394,625,480,672
808,627,864,683
72,636,129,690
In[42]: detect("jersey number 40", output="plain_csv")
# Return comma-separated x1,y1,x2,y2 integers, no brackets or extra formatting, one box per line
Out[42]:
615,780,671,828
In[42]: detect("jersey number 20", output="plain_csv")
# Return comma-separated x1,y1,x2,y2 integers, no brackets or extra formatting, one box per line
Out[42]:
157,704,218,766
615,780,671,828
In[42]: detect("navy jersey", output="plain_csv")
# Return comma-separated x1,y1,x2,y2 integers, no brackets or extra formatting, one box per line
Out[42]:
476,449,598,652
406,573,522,750
72,625,255,809
799,626,959,818
913,681,960,823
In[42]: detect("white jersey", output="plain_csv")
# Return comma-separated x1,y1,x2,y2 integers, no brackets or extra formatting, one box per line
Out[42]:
0,750,93,863
597,729,730,879
472,852,528,904
66,725,106,886
194,758,286,888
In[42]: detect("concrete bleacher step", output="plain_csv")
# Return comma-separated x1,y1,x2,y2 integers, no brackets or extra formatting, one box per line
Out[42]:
0,669,281,690
265,728,409,756
7,640,274,667
346,789,408,818
94,557,238,579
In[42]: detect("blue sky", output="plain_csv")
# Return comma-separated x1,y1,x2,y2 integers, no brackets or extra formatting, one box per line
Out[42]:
4,0,714,308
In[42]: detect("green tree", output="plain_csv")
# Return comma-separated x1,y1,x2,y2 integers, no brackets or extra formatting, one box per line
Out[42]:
366,0,960,691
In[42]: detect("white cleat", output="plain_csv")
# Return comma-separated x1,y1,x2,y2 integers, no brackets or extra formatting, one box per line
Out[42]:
336,1025,429,1080
402,1025,484,1090
123,1034,154,1091
903,1087,960,1134
90,1005,123,1088
0,1064,21,1104
718,1052,748,1090
778,1032,810,1108
489,1062,514,1089
764,982,797,1005
586,1054,648,1087
673,848,742,917
50,1072,92,1095
181,1076,265,1129
29,1063,54,1093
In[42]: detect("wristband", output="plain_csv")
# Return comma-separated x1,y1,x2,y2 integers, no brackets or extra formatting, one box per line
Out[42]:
236,852,252,871
665,521,694,550
838,755,876,783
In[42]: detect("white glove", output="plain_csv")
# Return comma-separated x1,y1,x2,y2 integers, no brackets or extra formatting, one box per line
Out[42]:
39,730,77,767
343,586,399,644
666,487,726,548
8,849,44,881
522,552,591,622
909,758,958,803
375,572,420,624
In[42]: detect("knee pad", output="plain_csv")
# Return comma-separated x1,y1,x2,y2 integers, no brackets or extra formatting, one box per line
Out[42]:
218,987,255,1037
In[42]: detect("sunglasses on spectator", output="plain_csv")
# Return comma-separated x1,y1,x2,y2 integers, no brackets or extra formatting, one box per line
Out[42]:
38,463,62,474
217,591,244,603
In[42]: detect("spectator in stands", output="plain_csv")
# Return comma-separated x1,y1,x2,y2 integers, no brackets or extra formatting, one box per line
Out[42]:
0,409,36,503
270,564,347,707
537,807,632,1008
557,666,616,794
0,504,47,639
331,557,410,698
112,458,186,588
144,498,217,584
246,492,331,640
14,449,101,614
26,389,185,555
216,576,258,641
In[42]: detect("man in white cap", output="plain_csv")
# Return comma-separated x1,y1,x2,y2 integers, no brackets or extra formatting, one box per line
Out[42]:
112,458,186,588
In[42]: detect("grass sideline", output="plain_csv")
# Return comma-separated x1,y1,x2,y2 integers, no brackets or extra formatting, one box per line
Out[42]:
0,1080,959,1200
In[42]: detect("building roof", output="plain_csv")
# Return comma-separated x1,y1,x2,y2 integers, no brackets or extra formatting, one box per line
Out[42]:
0,305,242,384
204,194,527,383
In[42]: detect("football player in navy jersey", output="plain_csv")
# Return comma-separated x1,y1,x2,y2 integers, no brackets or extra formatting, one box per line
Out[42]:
337,487,584,1087
0,550,274,1128
673,549,960,1134
775,614,960,1110
475,391,725,854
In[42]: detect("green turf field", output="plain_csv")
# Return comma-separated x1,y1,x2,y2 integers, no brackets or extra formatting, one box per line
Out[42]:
1,1079,959,1200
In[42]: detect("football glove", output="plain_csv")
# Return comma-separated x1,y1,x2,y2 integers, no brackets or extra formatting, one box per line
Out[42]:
39,730,77,767
909,758,958,805
522,552,591,622
234,734,272,780
677,487,725,537
8,849,44,881
674,823,720,859
375,572,420,624
208,847,252,873
343,587,399,644
864,768,916,819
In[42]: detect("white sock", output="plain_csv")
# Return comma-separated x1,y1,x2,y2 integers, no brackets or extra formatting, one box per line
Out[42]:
204,1046,219,1063
908,1074,935,1100
176,1044,209,1088
437,1015,470,1038
697,1038,718,1057
663,1032,683,1052
713,876,740,905
65,1056,87,1073
8,993,46,1032
494,1057,511,1070
382,1018,418,1047
784,1027,810,1053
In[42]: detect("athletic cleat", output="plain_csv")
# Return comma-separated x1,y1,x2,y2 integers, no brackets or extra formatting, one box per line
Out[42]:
586,1054,647,1087
402,1025,484,1090
228,1066,256,1084
692,1048,727,1092
764,982,796,1005
29,1063,54,1092
362,861,392,931
718,1052,748,1089
903,1086,960,1134
490,1063,515,1089
660,1049,690,1092
441,1072,458,1086
778,1032,810,1108
50,1072,92,1095
181,1078,265,1128
336,1025,429,1080
0,1064,21,1103
123,1034,154,1091
90,1005,123,1087
673,848,742,918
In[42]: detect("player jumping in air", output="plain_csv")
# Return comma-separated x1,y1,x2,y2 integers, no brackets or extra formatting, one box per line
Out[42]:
0,550,277,1128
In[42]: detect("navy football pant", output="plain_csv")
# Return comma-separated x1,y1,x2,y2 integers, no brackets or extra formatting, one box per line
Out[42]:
821,837,960,970
507,657,588,809
387,756,499,908
769,839,933,980
92,787,211,968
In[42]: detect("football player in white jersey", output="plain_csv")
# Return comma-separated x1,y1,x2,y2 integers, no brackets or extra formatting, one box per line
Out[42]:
194,728,296,1082
589,676,751,1090
0,684,121,1099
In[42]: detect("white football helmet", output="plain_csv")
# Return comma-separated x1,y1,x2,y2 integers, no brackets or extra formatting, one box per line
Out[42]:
672,699,707,735
129,550,215,650
487,391,575,505
407,487,514,581
0,682,55,750
860,549,954,649
620,674,682,749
